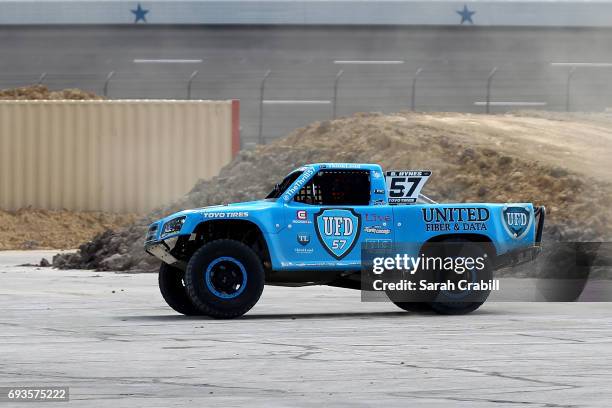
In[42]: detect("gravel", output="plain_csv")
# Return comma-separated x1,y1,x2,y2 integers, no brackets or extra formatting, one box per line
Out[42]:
0,208,136,250
0,84,103,100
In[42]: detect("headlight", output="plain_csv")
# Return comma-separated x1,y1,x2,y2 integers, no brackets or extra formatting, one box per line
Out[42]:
145,223,159,241
161,216,186,236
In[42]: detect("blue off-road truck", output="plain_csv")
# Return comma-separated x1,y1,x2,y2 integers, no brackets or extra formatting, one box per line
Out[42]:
145,163,544,318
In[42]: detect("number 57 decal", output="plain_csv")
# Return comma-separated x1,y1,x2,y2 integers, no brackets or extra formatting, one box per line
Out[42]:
332,239,347,249
385,170,431,204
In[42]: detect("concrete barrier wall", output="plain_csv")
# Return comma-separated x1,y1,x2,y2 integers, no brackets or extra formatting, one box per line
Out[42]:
0,100,239,213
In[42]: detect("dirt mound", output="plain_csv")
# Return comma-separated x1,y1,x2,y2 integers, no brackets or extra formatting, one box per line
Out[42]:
0,84,103,100
52,111,612,273
0,209,136,250
408,112,612,183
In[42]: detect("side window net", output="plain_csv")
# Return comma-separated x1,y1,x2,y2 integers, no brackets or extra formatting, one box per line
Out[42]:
294,183,322,204
294,170,370,206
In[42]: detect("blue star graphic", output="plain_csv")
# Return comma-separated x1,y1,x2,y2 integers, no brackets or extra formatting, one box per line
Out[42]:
457,5,476,24
131,3,149,23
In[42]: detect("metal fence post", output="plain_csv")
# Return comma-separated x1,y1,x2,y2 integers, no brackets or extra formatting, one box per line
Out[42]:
103,71,115,98
187,70,199,100
258,69,271,145
411,67,423,111
37,72,47,85
486,67,498,114
566,67,577,112
332,69,343,119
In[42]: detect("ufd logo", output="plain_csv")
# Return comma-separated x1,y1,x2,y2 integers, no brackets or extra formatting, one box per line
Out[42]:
507,212,528,226
322,217,353,236
314,209,361,259
502,206,531,238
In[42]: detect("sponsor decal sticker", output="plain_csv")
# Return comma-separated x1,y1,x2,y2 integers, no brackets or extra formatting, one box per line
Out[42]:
364,238,392,249
283,167,316,201
314,208,361,259
502,206,532,238
386,170,431,204
203,211,249,218
325,163,363,169
293,210,312,224
297,233,311,246
422,207,489,232
364,225,391,235
365,213,391,224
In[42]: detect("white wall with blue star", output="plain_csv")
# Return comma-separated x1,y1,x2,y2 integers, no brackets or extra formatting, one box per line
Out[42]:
0,0,611,26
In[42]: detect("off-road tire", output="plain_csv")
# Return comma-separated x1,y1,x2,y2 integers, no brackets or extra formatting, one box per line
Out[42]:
158,263,201,316
389,238,492,315
184,239,265,319
428,238,492,315
391,302,433,313
386,270,433,314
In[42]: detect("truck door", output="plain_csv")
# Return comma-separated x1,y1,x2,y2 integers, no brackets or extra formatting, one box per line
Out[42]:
281,168,393,269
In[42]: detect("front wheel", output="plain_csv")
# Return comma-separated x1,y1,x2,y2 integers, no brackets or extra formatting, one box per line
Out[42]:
158,263,201,316
184,239,265,319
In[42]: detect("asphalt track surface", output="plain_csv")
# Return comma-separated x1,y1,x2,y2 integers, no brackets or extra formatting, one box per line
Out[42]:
1,250,612,407
2,26,612,145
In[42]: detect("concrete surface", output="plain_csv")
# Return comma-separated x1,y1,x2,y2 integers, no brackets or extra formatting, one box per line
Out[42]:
2,26,612,144
1,250,612,407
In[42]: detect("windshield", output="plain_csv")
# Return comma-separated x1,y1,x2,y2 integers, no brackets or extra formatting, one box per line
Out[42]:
265,170,303,199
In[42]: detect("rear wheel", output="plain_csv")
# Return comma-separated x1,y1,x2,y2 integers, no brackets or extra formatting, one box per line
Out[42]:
385,265,433,314
389,238,492,315
391,302,432,313
428,239,492,315
185,239,265,319
158,263,201,316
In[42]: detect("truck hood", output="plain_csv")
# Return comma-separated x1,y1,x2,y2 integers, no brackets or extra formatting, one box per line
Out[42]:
150,199,279,242
200,199,277,213
164,199,277,219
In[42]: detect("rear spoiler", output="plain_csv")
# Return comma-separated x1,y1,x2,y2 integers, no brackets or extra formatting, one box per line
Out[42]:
534,206,546,245
494,205,546,270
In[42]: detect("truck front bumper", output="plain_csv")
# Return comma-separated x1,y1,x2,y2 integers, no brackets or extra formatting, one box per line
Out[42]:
144,236,182,266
